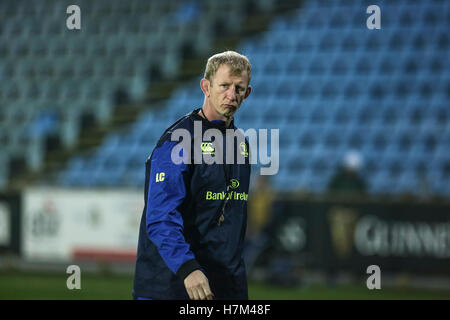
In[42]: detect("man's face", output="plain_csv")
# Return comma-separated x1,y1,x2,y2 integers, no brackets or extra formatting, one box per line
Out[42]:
206,64,251,119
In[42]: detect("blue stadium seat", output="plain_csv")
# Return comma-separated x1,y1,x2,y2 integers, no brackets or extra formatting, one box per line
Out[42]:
39,0,449,196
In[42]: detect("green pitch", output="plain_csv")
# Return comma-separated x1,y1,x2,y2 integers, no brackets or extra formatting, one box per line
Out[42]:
0,271,449,300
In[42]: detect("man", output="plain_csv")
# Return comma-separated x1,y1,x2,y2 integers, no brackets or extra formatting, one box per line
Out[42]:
133,51,252,300
327,150,367,197
326,150,366,285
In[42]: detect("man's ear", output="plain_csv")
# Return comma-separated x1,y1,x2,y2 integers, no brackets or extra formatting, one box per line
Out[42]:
200,78,211,97
244,85,252,100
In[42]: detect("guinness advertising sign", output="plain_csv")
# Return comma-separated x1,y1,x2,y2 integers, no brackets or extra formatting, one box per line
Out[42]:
264,198,450,275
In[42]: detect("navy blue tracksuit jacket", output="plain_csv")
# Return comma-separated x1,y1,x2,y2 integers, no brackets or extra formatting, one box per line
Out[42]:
133,109,251,299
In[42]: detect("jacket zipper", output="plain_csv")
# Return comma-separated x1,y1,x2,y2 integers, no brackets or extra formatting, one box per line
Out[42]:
217,185,230,226
216,164,231,226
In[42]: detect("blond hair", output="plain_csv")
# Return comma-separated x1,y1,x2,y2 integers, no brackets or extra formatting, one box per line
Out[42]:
204,51,251,85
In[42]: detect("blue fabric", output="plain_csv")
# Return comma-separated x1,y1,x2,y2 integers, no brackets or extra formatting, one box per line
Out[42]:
28,110,59,138
145,140,195,275
133,110,251,299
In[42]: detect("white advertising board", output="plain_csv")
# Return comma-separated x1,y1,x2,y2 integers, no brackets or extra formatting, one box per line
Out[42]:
22,188,144,262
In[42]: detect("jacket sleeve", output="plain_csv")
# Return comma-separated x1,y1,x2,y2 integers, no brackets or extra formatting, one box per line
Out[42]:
146,140,200,280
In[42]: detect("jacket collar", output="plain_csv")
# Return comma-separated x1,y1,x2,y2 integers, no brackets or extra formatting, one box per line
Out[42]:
190,108,235,131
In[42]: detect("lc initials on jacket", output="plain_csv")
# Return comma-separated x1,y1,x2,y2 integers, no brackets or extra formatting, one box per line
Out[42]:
133,109,251,300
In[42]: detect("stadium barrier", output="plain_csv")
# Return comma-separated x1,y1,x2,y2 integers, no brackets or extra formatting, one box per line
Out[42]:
2,188,450,278
0,192,21,256
20,188,142,263
258,197,450,278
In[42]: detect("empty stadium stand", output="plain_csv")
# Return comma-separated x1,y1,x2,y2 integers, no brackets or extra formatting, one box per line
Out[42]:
1,0,284,188
1,0,448,197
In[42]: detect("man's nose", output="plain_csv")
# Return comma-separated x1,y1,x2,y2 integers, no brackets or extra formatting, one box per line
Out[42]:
226,86,237,101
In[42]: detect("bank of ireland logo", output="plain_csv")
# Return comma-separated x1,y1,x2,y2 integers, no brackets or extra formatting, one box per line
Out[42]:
239,142,248,157
201,142,215,155
229,179,240,189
